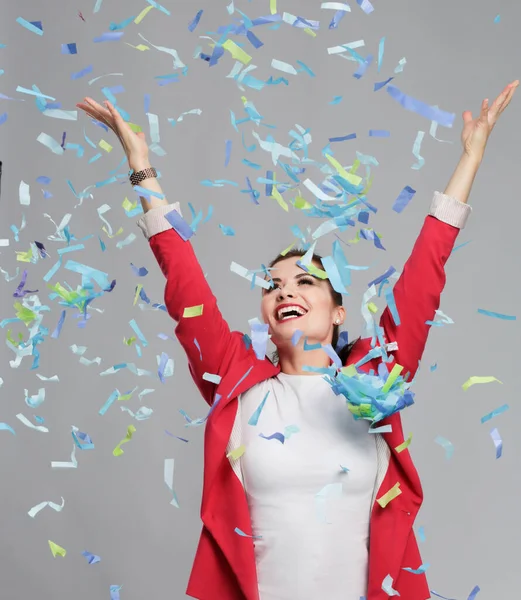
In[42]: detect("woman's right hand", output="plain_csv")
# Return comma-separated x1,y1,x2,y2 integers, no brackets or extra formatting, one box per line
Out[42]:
76,97,150,170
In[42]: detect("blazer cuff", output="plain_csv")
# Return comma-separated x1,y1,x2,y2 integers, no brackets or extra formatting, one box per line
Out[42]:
136,202,183,240
429,191,472,229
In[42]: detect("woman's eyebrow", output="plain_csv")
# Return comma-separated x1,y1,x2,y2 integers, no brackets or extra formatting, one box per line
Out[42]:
271,273,318,283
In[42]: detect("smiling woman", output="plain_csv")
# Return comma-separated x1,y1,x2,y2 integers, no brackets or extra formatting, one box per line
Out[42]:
262,249,358,371
75,82,518,600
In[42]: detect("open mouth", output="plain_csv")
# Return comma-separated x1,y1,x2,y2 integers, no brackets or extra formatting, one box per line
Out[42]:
276,305,308,322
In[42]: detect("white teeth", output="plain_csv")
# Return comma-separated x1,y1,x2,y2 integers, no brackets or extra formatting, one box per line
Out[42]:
277,305,307,321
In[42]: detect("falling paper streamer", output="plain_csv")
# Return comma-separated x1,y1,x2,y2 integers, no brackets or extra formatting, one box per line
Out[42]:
82,551,101,564
481,404,509,424
48,540,67,558
392,186,416,213
462,376,502,391
112,425,136,456
387,85,455,127
51,444,78,468
16,413,49,433
403,562,430,574
28,497,65,518
435,436,454,460
467,586,481,600
477,308,516,321
164,458,180,507
0,423,15,435
110,585,122,600
490,428,503,459
411,131,425,169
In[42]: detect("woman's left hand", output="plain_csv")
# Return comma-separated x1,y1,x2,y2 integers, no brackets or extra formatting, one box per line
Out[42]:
461,80,519,162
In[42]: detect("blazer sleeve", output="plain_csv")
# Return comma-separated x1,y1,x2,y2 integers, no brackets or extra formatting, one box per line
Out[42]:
137,203,250,406
379,191,472,379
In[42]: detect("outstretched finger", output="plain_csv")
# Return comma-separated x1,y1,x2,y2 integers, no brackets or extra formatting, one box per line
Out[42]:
489,81,518,118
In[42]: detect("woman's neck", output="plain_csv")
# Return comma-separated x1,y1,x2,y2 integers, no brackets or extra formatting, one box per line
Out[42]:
277,347,331,375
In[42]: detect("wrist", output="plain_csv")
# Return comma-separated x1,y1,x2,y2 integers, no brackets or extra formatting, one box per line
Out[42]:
128,157,152,173
461,150,483,169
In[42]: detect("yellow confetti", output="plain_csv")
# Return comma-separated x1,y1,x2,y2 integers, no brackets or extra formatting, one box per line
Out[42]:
381,364,404,394
48,540,67,558
125,43,150,52
270,0,277,14
124,336,136,346
226,445,246,460
134,5,154,24
367,302,378,314
293,194,312,210
183,304,204,318
325,154,362,186
15,247,34,262
133,284,143,306
376,482,402,508
395,434,413,454
279,242,296,256
128,122,143,133
99,139,113,153
462,376,503,391
113,425,136,457
303,28,317,37
122,197,136,212
271,186,289,211
222,39,252,64
306,263,328,280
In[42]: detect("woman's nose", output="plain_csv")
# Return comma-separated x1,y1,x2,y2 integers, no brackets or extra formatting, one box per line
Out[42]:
277,287,295,301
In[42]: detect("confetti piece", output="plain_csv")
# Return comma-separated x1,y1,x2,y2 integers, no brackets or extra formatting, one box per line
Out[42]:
0,423,15,435
417,526,426,542
411,130,425,169
16,413,49,433
329,133,356,143
222,39,252,64
113,425,136,457
369,129,390,137
260,431,285,444
477,308,516,320
164,458,180,507
110,585,122,600
462,376,503,391
235,527,262,539
16,17,43,35
82,551,101,564
382,574,400,596
490,428,502,458
188,9,203,31
466,587,481,600
227,445,246,460
48,541,67,558
183,304,203,318
494,14,500,23
248,391,269,426
387,85,455,127
481,404,509,424
392,185,416,213
403,563,430,575
395,433,412,453
51,444,78,468
376,482,401,508
435,436,454,459
28,497,65,518
315,482,343,522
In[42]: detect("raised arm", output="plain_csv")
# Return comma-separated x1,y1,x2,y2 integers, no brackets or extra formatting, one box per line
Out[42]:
76,98,252,405
379,81,518,379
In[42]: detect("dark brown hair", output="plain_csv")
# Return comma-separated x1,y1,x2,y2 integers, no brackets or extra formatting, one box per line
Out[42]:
267,249,359,365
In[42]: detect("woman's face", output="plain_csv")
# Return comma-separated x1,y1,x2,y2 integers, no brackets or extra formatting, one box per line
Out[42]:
260,256,345,348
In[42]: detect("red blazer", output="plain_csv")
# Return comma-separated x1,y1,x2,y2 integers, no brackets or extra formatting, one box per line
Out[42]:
149,213,460,600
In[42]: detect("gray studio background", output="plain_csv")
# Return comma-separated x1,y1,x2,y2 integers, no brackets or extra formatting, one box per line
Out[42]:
1,0,519,598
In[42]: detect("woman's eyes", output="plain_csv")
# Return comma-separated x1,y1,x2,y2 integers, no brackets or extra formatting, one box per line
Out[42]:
264,277,315,294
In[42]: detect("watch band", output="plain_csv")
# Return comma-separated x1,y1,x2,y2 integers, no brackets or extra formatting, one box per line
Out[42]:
129,167,157,186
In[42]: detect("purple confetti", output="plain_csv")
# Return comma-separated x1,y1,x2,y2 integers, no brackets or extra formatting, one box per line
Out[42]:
260,431,285,444
392,185,416,214
188,9,203,32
